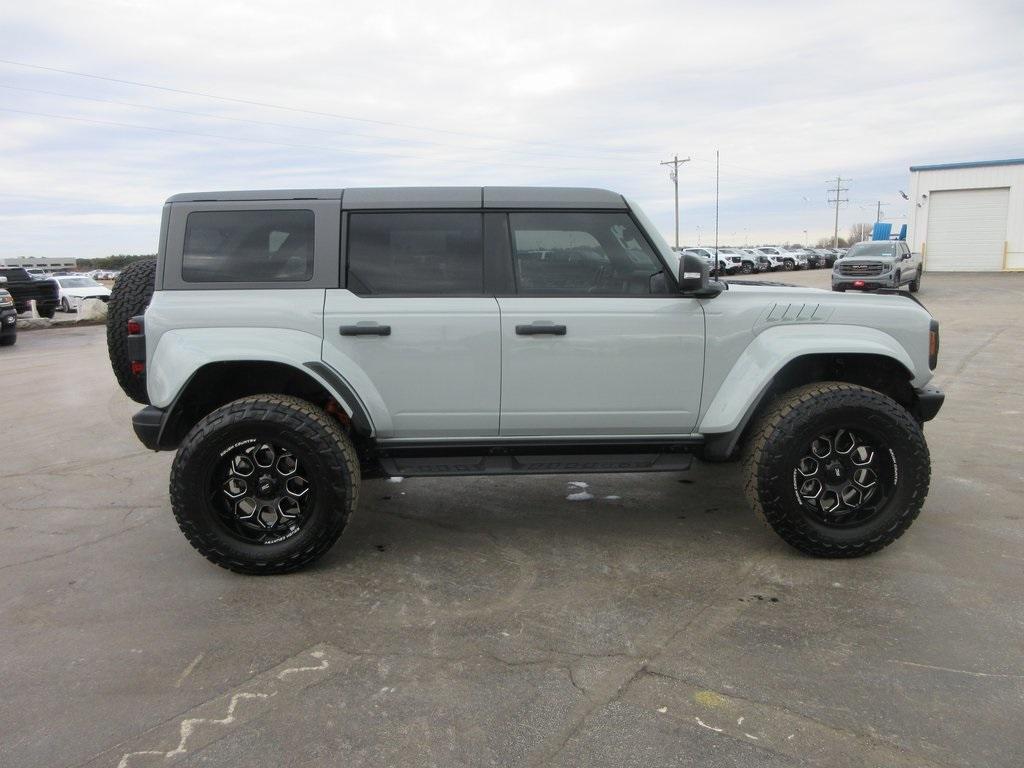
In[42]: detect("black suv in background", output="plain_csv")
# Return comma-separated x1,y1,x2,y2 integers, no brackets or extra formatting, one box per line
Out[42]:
0,285,17,346
0,267,60,318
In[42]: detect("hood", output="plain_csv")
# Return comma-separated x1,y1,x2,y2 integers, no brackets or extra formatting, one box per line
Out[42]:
63,286,111,298
839,254,899,264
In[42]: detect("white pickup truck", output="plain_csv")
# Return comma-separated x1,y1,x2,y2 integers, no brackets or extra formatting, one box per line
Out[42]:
106,187,943,574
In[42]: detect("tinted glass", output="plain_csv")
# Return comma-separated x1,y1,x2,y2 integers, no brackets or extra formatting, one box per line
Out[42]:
182,210,314,283
347,212,483,295
848,242,897,257
509,212,663,295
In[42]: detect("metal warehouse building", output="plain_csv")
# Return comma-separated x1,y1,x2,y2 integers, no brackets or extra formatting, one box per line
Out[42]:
908,158,1024,272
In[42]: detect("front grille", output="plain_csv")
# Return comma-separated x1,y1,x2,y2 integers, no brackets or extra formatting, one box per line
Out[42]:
838,262,885,277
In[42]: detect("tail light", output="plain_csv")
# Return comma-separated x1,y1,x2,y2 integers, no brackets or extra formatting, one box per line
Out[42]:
130,361,145,376
929,319,940,370
127,319,142,335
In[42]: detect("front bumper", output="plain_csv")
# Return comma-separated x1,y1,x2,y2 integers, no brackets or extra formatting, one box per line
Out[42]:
832,272,898,290
913,386,944,422
0,307,16,336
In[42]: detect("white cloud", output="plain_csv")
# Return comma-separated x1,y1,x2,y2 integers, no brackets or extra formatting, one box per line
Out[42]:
1,0,1022,255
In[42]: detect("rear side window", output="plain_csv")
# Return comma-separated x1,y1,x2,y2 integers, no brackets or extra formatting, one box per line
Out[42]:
509,212,663,295
182,210,314,283
347,212,483,295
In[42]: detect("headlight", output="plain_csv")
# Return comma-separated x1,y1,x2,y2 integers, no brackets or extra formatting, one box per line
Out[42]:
929,319,940,370
0,291,13,308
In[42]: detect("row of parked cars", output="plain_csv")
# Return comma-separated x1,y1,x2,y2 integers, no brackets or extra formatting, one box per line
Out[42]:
672,245,847,275
0,266,112,328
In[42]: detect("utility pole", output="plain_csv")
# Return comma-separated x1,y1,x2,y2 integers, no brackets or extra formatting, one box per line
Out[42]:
827,176,850,248
660,154,691,248
714,150,720,278
875,200,884,223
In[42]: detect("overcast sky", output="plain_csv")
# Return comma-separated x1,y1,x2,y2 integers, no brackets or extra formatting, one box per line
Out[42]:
1,0,1022,258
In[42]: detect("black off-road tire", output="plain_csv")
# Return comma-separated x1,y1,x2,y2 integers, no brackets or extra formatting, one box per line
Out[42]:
106,259,156,404
909,269,921,293
743,382,930,557
0,333,15,347
170,395,360,574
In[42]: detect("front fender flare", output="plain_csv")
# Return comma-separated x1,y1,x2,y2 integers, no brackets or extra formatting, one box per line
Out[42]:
698,324,917,437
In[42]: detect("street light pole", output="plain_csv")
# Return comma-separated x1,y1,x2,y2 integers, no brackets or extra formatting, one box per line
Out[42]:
659,154,691,248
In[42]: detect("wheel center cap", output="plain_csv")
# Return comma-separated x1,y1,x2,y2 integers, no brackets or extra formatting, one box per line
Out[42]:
257,475,278,497
825,459,847,482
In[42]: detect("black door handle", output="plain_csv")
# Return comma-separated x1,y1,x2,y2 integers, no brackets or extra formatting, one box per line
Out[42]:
516,322,566,336
340,324,391,336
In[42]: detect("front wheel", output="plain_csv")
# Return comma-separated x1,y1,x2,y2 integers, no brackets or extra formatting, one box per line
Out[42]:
170,395,360,574
909,269,921,293
740,262,753,274
782,259,795,271
743,382,930,557
61,297,72,313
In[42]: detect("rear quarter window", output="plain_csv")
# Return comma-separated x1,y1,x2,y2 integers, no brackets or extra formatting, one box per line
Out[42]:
182,210,314,283
346,212,483,295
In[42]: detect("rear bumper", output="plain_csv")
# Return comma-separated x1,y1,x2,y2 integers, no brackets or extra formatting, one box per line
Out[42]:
132,406,167,451
913,386,944,422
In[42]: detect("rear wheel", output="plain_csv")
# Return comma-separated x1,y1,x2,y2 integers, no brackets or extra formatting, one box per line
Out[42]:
740,262,753,274
170,395,360,574
61,297,72,313
106,259,156,404
743,382,930,557
783,259,794,271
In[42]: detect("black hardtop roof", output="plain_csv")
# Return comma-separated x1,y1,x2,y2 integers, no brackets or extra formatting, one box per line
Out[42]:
165,186,628,209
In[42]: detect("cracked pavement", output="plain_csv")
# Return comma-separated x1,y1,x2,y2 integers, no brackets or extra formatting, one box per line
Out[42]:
1,272,1023,767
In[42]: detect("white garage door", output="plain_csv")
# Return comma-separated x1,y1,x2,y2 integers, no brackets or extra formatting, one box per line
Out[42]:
926,187,1009,271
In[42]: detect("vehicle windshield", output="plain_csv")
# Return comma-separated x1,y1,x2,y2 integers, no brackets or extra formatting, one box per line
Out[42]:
58,277,102,288
624,198,676,270
847,242,897,257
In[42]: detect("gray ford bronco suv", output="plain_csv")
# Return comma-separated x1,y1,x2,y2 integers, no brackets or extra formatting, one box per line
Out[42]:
106,187,944,574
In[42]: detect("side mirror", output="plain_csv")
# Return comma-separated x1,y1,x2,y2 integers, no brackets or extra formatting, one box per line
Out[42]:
677,252,710,293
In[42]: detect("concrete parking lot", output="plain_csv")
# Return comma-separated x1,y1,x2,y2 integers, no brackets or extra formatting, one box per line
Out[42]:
2,271,1022,768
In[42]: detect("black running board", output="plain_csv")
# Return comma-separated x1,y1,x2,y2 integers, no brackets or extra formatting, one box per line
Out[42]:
372,438,700,477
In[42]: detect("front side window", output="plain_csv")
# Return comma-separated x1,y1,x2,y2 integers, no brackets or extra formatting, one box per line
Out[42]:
347,212,483,295
509,212,663,295
182,210,314,283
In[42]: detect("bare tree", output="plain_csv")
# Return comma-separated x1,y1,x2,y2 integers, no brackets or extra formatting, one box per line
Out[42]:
815,236,849,248
848,223,872,245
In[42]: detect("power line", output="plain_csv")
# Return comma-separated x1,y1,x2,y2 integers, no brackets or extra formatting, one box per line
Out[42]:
0,82,637,164
0,106,626,174
827,176,850,248
0,58,645,159
659,154,690,248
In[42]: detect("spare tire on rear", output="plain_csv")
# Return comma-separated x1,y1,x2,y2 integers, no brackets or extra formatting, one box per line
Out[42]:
107,259,156,404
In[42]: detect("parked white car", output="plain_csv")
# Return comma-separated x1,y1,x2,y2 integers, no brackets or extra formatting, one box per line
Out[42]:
756,246,807,271
54,276,111,312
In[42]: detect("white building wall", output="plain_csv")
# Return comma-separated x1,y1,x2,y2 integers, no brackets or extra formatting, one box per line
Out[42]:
907,162,1024,271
